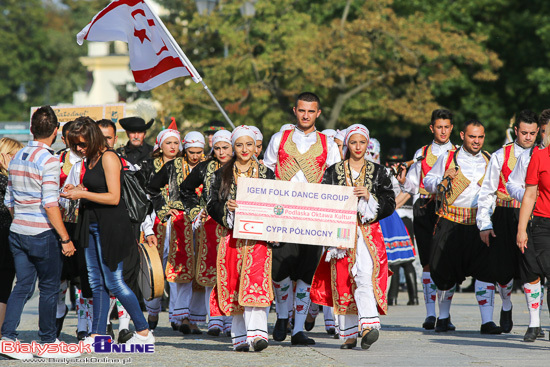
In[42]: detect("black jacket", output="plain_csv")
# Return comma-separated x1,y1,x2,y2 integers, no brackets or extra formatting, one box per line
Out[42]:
322,160,395,223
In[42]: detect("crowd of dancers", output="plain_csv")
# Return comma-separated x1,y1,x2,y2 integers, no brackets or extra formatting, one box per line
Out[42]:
1,92,549,360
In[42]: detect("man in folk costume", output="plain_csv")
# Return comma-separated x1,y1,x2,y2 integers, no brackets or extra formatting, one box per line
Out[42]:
476,110,539,335
424,119,502,334
263,92,341,345
310,124,395,350
506,110,550,342
396,109,457,331
116,116,154,166
146,127,206,334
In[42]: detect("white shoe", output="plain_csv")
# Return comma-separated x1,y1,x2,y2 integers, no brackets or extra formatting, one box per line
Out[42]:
36,339,81,359
125,331,155,345
81,336,95,353
0,338,33,360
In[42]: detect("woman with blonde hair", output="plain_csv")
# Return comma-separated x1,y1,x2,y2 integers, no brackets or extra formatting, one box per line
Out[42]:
0,137,24,337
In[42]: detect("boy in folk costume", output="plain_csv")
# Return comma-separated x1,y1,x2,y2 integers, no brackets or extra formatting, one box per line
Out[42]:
423,120,501,334
476,110,539,335
506,110,550,342
396,109,457,331
263,92,341,345
310,124,395,350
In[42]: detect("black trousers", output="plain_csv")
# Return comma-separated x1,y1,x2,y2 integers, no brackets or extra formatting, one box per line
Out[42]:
526,216,550,282
272,243,323,284
413,198,437,267
517,209,544,284
485,207,521,285
430,218,493,291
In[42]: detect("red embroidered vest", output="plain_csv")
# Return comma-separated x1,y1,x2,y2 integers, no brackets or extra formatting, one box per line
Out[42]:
274,129,328,183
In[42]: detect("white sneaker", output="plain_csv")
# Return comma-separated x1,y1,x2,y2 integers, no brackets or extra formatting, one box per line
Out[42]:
36,339,81,359
125,331,155,345
0,338,33,360
81,336,95,354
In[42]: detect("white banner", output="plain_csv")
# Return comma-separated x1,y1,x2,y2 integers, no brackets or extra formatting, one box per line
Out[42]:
234,178,358,248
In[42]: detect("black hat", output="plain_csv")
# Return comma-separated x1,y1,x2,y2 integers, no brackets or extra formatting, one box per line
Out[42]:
203,120,226,135
119,117,154,132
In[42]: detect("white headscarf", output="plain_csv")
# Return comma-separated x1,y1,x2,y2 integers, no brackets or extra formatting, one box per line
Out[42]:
334,128,345,142
212,129,232,147
367,138,381,164
279,124,295,132
231,125,257,146
342,124,370,158
183,131,205,150
321,129,337,141
249,126,263,142
154,129,182,151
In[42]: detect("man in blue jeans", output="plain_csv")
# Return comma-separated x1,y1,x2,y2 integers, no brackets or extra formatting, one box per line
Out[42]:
0,106,79,360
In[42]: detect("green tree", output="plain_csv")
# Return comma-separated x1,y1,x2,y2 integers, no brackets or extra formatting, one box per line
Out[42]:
153,0,500,155
0,0,105,121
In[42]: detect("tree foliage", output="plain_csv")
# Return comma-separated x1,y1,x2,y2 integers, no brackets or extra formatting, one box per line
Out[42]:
153,0,500,153
0,0,105,121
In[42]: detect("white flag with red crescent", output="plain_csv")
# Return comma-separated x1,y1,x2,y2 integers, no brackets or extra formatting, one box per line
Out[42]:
77,0,201,91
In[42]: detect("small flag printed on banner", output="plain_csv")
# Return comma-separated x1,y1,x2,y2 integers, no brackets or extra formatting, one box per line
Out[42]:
337,228,350,241
239,220,264,236
77,0,201,91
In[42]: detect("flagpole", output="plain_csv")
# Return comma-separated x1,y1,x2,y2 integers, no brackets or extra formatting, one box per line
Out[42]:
143,0,236,129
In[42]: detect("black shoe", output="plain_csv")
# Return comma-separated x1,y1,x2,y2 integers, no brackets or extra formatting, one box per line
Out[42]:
273,318,288,342
360,329,379,350
327,327,336,335
235,344,249,352
304,322,315,331
340,340,357,349
290,331,315,345
435,318,452,332
147,317,158,330
207,328,221,336
106,323,115,339
76,331,88,341
56,305,69,338
179,323,191,334
171,322,179,331
422,316,436,330
191,327,203,335
524,327,540,342
253,338,268,352
480,322,503,334
499,308,513,333
387,299,396,306
447,316,456,331
407,299,419,305
118,329,133,344
225,330,231,337
539,329,545,338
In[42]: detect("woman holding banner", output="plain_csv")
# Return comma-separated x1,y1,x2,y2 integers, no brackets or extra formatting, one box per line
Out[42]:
181,129,234,336
310,124,395,350
207,125,275,352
